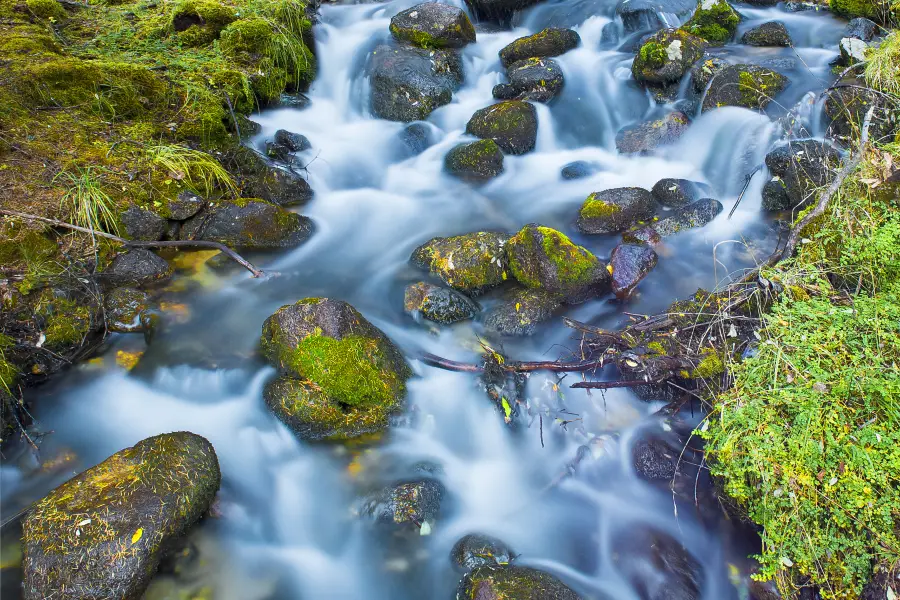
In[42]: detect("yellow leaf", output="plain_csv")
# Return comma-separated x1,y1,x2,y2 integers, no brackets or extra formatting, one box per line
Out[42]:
606,264,614,274
131,528,143,544
515,303,521,312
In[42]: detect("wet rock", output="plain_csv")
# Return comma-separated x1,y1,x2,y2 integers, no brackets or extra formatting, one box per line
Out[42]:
632,437,677,481
278,92,311,109
632,29,707,87
482,287,563,336
493,57,564,102
702,64,788,111
260,298,412,441
689,55,728,94
824,75,899,146
505,224,609,303
398,122,436,156
368,43,463,122
103,287,151,333
404,281,480,324
463,0,543,22
411,231,510,295
609,243,659,296
561,160,600,179
466,101,538,155
458,565,581,600
121,206,166,241
265,140,292,162
760,139,841,211
615,111,690,154
101,249,172,288
839,36,868,64
180,198,314,250
741,21,792,46
575,187,656,234
166,190,206,220
613,528,704,600
451,533,515,572
359,479,445,529
682,0,741,45
653,197,723,236
444,140,505,183
622,225,662,246
274,129,312,152
22,432,220,600
222,146,314,207
845,16,877,41
389,3,476,49
615,0,697,33
499,27,581,67
651,178,709,207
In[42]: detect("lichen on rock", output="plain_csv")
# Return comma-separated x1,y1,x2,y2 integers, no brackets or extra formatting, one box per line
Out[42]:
410,231,511,294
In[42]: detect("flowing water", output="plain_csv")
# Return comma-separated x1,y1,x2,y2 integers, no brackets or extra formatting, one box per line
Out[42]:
1,0,851,597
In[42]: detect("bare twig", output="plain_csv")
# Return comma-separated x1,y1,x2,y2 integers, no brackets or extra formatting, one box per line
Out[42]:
570,379,653,390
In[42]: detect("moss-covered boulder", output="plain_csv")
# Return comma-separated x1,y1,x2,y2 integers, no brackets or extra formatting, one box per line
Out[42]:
411,231,510,294
493,57,565,103
458,565,582,599
170,0,238,46
499,28,581,67
100,249,173,288
689,54,728,95
22,432,220,600
701,64,788,111
609,243,659,296
830,0,891,21
761,140,841,211
465,101,538,155
482,286,563,336
631,28,707,86
389,3,476,49
445,140,505,183
103,287,152,333
26,0,68,20
359,479,445,530
180,198,314,250
615,111,690,154
653,197,723,236
404,282,480,324
451,533,515,572
505,225,609,303
682,0,741,45
260,298,412,440
576,187,656,234
741,21,792,46
651,178,710,207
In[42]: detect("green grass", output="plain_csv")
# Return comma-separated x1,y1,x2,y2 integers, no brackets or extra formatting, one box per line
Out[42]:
54,166,120,235
146,143,239,197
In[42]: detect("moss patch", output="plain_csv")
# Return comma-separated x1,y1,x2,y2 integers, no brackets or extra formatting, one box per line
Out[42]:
683,0,740,45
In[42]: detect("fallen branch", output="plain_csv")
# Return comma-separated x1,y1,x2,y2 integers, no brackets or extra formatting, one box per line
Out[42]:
420,351,609,374
570,379,653,390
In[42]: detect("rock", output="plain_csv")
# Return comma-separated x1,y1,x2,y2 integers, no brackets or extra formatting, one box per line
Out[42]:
651,178,709,207
222,146,314,207
499,28,580,67
180,198,314,250
166,190,206,220
689,55,728,94
103,287,151,333
458,565,581,600
631,29,707,86
389,3,476,49
404,281,480,324
824,75,899,146
411,231,510,294
615,111,690,154
444,140,505,183
264,140,291,162
741,21,792,46
561,160,600,179
613,529,704,600
482,287,563,336
22,432,220,600
702,65,788,111
466,101,538,155
101,249,172,288
760,140,841,211
576,187,656,234
609,243,659,295
494,57,564,103
120,206,166,241
682,0,741,45
359,479,445,529
505,225,609,303
845,17,877,41
273,129,312,152
451,533,515,572
653,197,723,236
463,0,543,22
632,437,677,481
278,92,311,109
839,36,868,64
398,122,436,156
622,225,662,246
368,43,463,122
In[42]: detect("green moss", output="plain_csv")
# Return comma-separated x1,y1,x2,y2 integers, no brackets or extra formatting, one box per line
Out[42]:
538,226,598,285
683,0,739,44
737,69,782,108
580,195,622,220
26,0,66,21
219,17,273,56
508,225,598,290
638,41,667,69
389,24,437,49
830,0,889,20
689,348,724,378
35,291,93,348
171,0,237,46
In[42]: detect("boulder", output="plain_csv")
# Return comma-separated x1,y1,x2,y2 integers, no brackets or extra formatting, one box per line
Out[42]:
499,28,581,67
609,243,659,295
368,43,463,122
466,101,538,155
575,187,656,234
615,111,690,154
404,281,480,324
180,198,314,250
682,0,741,45
359,479,445,530
622,225,662,246
651,178,709,207
120,207,166,241
482,287,563,336
702,64,788,111
839,36,868,64
101,249,172,288
463,0,543,22
653,197,723,236
631,29,707,86
632,437,678,481
689,54,728,94
505,225,609,303
397,122,437,156
389,3,476,49
613,528,704,600
845,16,877,41
411,231,510,294
493,57,564,102
824,75,899,146
561,160,601,179
458,565,581,599
761,140,841,211
103,287,151,333
451,533,515,572
264,139,292,162
741,21,792,46
615,0,696,33
444,140,505,183
22,432,220,600
222,146,314,207
165,190,206,220
274,129,312,152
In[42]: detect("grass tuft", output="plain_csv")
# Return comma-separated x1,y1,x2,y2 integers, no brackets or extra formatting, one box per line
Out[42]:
54,166,120,235
146,144,239,198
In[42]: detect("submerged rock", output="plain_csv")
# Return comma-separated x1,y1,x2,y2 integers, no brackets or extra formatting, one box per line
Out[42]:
613,528,704,600
466,101,538,155
389,3,476,49
702,64,788,111
397,122,437,156
101,249,172,288
451,533,515,572
653,197,723,236
494,57,564,102
609,243,659,296
482,286,563,336
576,187,656,234
632,437,678,481
615,111,690,154
458,565,581,600
682,0,741,45
103,287,151,333
22,432,220,600
181,198,314,250
689,55,728,94
404,281,480,324
622,225,662,246
444,140,505,183
651,178,709,207
411,231,510,294
359,479,445,529
499,28,581,67
761,140,841,211
274,129,312,152
561,160,601,180
121,206,166,241
632,29,707,86
741,21,792,46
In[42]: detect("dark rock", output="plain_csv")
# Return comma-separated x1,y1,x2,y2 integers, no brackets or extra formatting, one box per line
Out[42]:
615,111,690,154
222,146,314,207
613,529,704,600
368,43,463,122
278,92,311,109
165,220,181,241
741,21,791,46
632,29,707,87
120,207,166,241
466,101,538,155
824,75,899,146
575,187,656,234
22,432,220,600
451,533,515,572
359,479,445,529
274,129,312,152
609,243,658,296
389,2,476,49
651,178,709,207
411,231,510,295
444,140,505,183
180,198,314,250
632,437,677,481
615,0,697,33
499,28,580,67
760,140,841,211
702,64,788,111
103,287,151,333
845,17,877,41
101,249,172,288
839,36,867,65
561,160,600,179
463,0,543,22
622,225,662,246
689,55,728,94
458,565,581,600
265,140,292,162
482,287,563,336
166,190,206,220
494,57,564,103
682,0,741,45
404,281,480,324
653,197,723,236
398,122,436,156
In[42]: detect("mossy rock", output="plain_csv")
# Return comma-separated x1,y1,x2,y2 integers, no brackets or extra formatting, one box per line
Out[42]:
682,0,741,45
103,287,152,333
219,16,274,56
576,187,656,234
389,2,476,49
615,111,690,154
22,432,220,600
170,0,237,46
465,101,538,155
701,64,788,111
457,565,582,600
493,57,565,103
631,28,706,86
404,282,480,324
410,231,510,295
653,197,723,236
741,21,792,46
450,533,515,572
505,224,609,303
180,198,314,250
823,75,899,147
359,479,445,530
499,28,580,68
444,140,505,183
481,286,563,336
25,0,66,21
609,242,659,296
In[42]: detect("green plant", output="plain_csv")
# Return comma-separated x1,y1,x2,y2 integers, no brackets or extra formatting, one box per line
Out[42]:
54,166,120,235
864,31,900,95
146,143,239,197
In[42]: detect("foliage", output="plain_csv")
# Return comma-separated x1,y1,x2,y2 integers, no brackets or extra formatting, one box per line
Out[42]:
865,31,900,96
145,144,238,198
54,167,120,235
